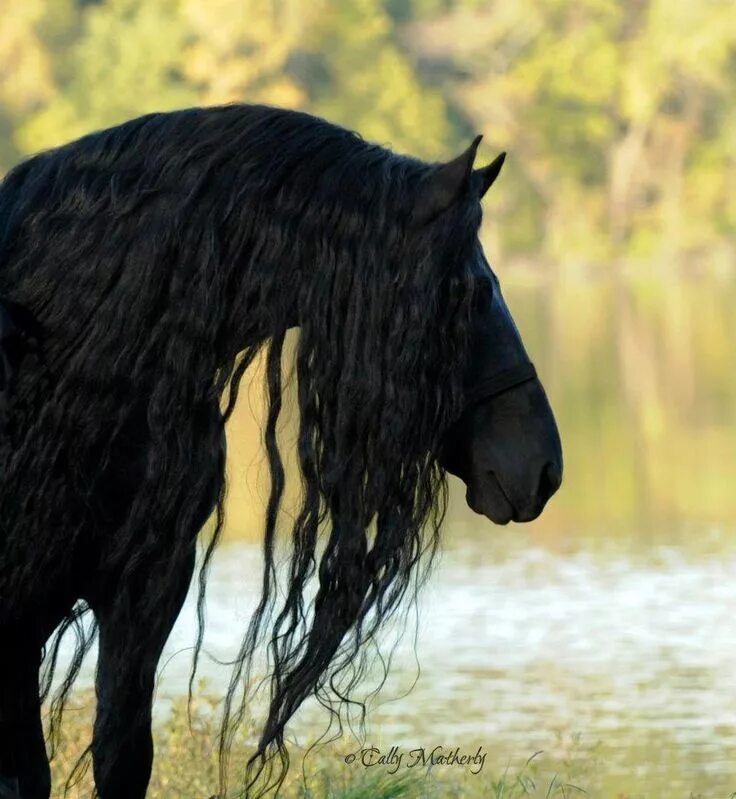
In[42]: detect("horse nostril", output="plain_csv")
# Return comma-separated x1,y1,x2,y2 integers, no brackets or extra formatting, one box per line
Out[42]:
539,461,562,499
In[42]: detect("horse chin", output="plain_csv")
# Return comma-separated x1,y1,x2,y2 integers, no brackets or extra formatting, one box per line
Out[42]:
465,477,515,525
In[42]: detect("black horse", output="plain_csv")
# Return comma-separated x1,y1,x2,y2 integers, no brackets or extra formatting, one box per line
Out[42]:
0,105,562,799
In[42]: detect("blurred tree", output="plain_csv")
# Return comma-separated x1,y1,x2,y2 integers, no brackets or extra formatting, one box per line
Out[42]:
0,0,56,115
8,0,736,265
0,0,74,169
405,0,736,262
304,0,454,159
17,0,195,154
181,0,312,108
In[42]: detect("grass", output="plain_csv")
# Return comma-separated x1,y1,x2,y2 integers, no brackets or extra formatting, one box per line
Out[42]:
45,689,736,798
46,690,596,799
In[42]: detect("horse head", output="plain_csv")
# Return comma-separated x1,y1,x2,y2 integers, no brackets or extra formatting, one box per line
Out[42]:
414,138,563,523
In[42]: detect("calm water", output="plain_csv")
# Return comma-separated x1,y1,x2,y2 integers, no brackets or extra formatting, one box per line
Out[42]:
56,537,736,794
56,274,736,795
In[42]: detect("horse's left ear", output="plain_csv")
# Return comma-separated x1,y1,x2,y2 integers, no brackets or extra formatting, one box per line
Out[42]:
412,134,483,225
475,152,506,199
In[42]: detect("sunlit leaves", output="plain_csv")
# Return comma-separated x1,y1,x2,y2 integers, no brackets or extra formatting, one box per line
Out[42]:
181,0,313,107
0,0,56,114
2,0,736,259
17,0,194,153
306,0,452,159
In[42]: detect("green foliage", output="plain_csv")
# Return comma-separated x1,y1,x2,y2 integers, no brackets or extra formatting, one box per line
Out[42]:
17,0,194,153
303,0,453,159
180,0,314,108
2,0,735,263
404,0,736,261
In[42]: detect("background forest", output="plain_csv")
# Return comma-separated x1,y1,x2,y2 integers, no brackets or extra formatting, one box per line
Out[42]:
4,0,736,265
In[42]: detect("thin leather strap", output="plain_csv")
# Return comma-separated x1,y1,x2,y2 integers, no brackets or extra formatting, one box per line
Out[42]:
464,361,537,405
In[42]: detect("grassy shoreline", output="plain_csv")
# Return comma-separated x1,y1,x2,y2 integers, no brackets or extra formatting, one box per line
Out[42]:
44,690,735,799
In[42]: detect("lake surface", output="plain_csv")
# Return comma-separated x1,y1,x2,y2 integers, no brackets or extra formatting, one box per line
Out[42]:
59,535,736,795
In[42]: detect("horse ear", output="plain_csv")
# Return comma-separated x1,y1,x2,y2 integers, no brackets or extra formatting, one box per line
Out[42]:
475,151,506,198
412,134,483,225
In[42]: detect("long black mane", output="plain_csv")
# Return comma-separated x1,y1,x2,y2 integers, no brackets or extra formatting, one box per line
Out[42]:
0,104,482,796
